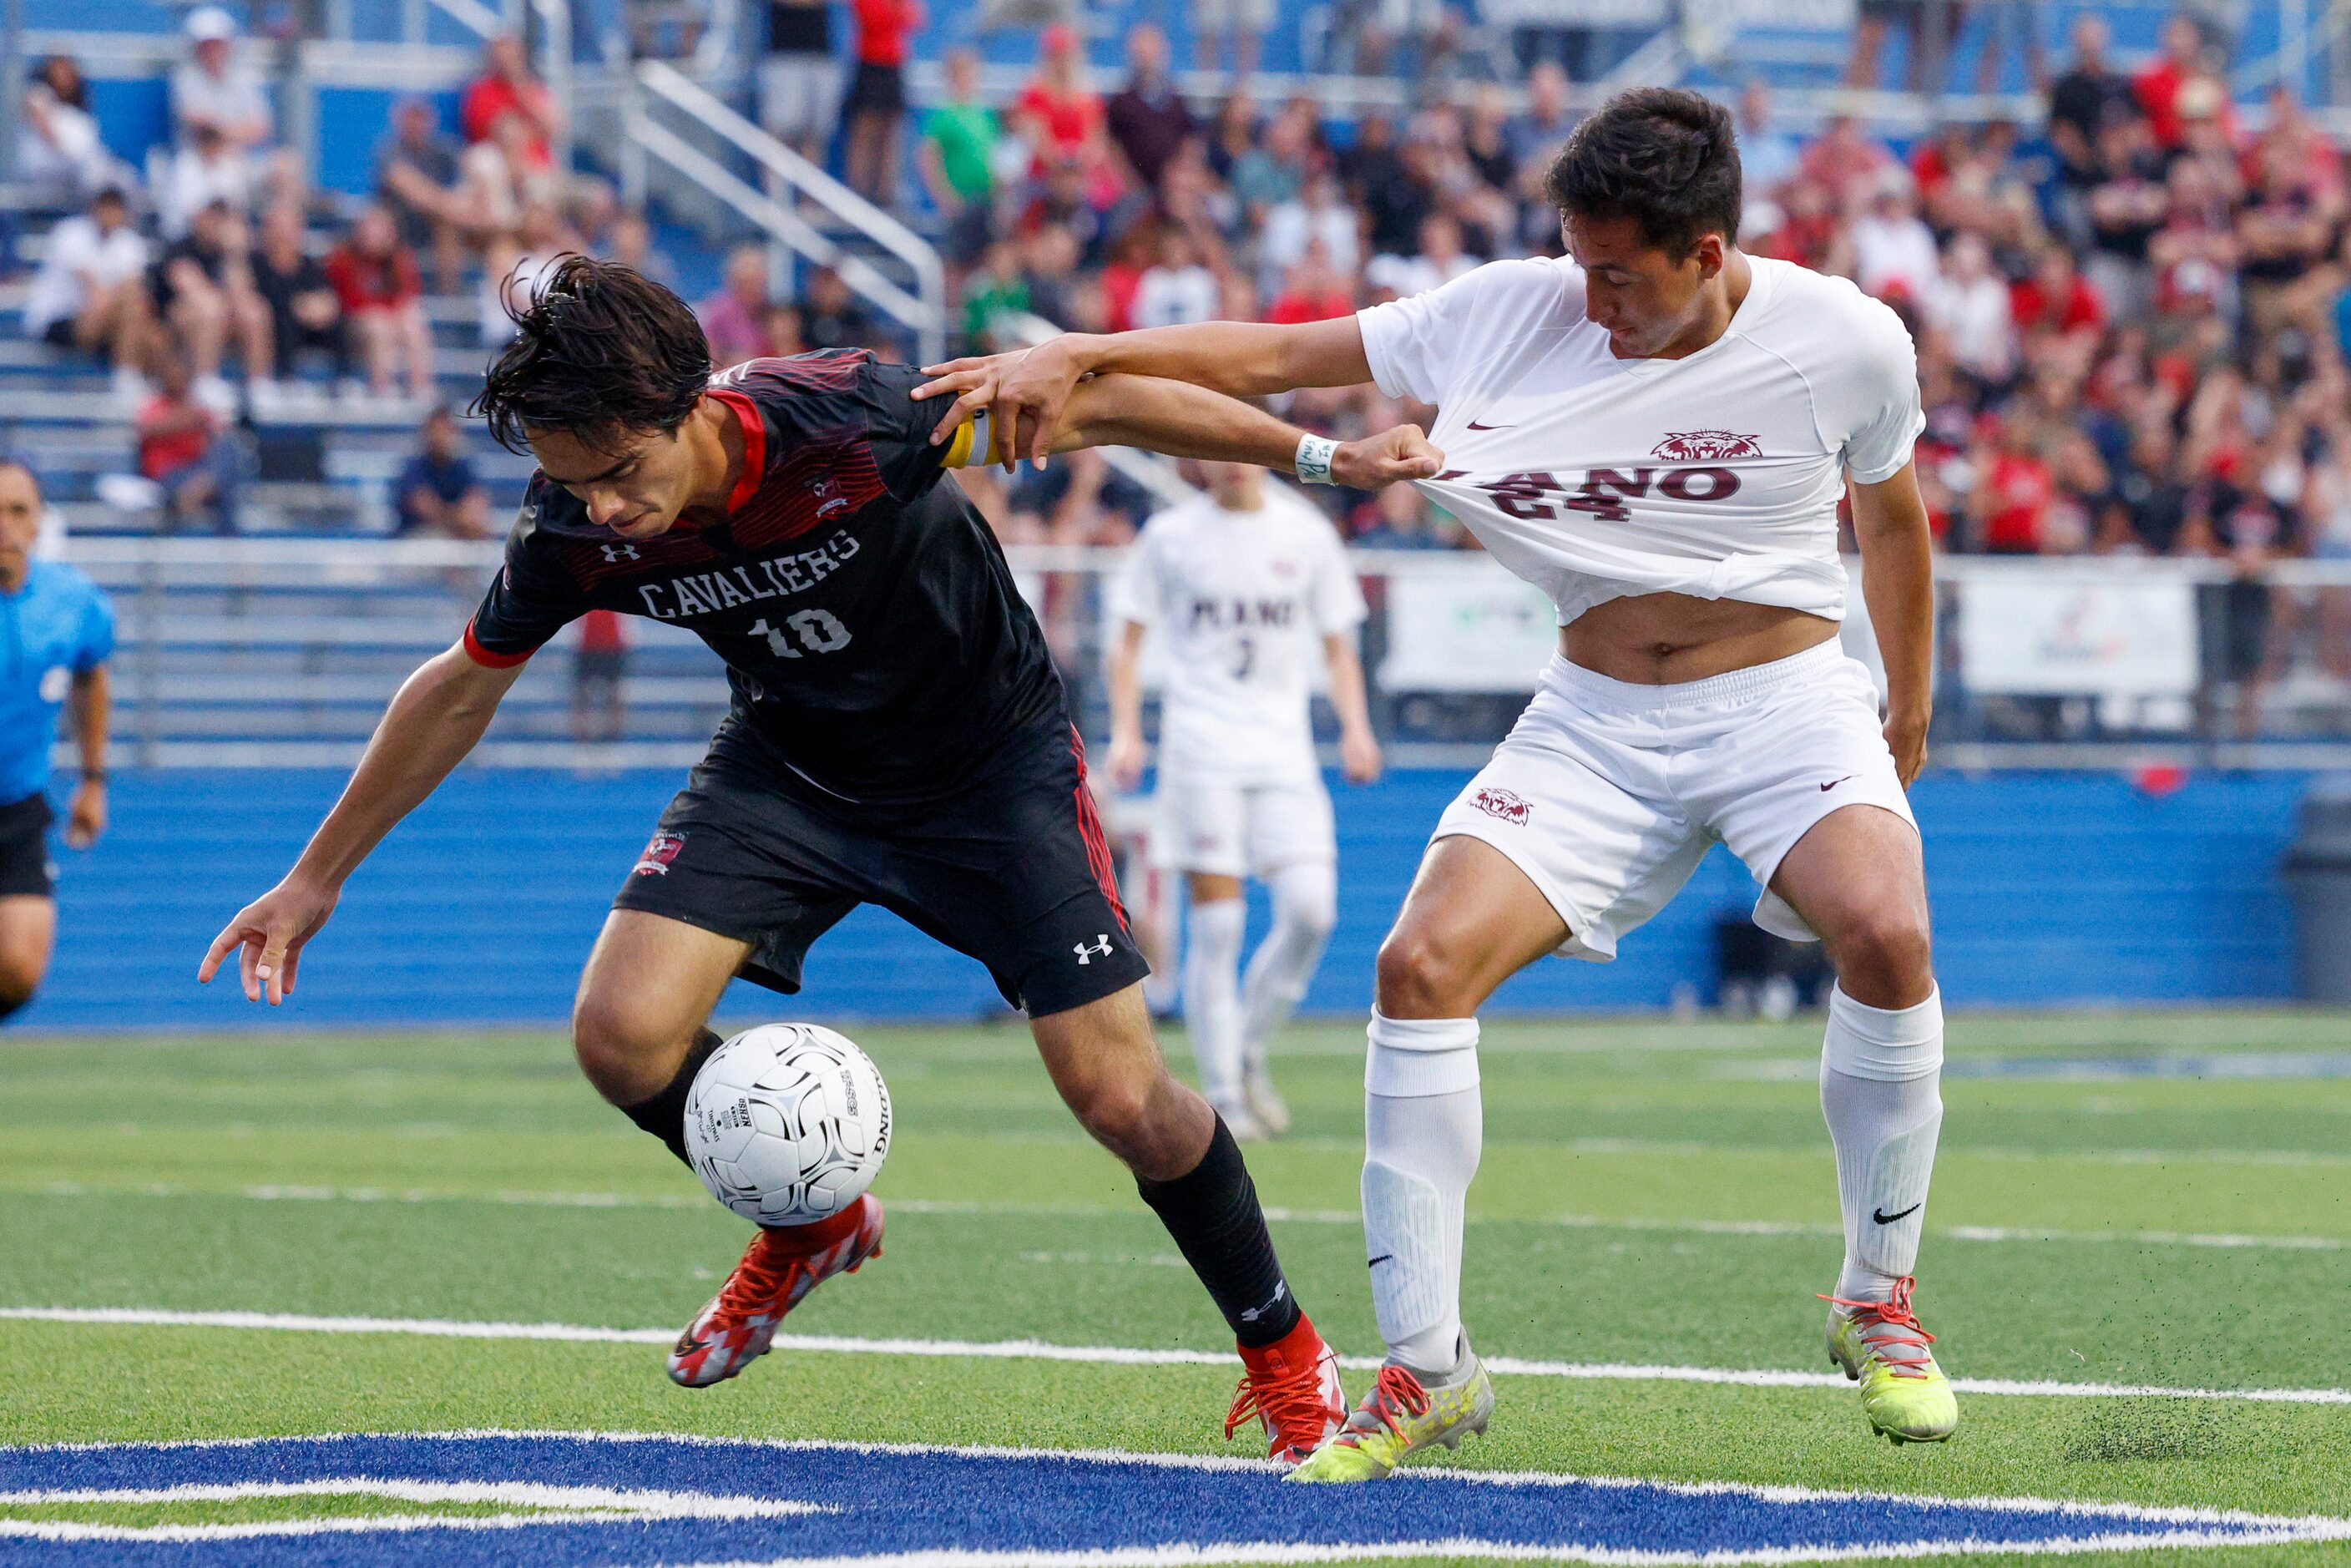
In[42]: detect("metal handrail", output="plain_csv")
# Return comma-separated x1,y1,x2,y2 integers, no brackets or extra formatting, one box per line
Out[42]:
629,58,947,364
622,114,939,346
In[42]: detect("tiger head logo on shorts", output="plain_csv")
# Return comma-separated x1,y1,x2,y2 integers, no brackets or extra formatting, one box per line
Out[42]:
1651,431,1764,462
1473,787,1532,826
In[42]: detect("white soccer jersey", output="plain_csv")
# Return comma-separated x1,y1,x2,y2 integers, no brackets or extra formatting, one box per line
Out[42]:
1115,484,1368,786
1357,254,1924,627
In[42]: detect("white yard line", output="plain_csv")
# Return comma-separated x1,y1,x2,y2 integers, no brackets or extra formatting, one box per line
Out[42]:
4,1306,2346,1407
16,1180,2348,1253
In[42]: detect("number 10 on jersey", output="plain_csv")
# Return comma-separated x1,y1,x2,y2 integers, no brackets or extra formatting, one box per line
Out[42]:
748,610,853,659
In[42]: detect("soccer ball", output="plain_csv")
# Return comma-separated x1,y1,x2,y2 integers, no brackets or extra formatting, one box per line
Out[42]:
683,1024,892,1226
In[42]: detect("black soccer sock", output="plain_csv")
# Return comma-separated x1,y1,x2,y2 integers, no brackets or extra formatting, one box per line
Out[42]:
1135,1115,1302,1348
619,1027,724,1169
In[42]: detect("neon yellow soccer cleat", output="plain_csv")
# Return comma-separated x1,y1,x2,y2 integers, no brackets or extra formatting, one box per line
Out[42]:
1286,1352,1494,1483
1823,1276,1959,1445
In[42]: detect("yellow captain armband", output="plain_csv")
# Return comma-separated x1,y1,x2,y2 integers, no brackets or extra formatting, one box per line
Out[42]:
941,412,1002,471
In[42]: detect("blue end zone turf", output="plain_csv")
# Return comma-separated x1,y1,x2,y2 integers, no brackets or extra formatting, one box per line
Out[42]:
0,1433,2338,1564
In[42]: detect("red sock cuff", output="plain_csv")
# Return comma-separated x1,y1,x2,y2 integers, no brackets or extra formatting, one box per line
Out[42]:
1240,1312,1324,1373
761,1200,868,1251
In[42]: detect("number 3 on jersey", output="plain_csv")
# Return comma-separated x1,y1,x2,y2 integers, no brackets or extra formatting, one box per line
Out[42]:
748,609,853,660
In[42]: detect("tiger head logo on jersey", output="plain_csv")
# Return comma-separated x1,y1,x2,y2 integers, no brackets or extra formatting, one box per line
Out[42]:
1651,431,1764,462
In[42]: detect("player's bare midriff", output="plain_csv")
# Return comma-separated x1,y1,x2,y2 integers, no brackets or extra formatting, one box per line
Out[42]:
1560,593,1838,685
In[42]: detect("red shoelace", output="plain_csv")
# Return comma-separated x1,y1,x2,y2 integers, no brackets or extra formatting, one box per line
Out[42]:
1819,1274,1936,1377
1351,1363,1432,1439
1224,1358,1337,1450
710,1235,815,1325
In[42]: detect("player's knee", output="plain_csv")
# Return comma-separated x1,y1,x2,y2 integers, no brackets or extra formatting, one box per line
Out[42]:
569,993,677,1105
1065,1072,1163,1163
1374,926,1471,1018
1278,888,1337,946
1831,907,1934,1006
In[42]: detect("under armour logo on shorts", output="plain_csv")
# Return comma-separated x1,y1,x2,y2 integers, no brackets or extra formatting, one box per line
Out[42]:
1073,935,1114,964
602,542,641,563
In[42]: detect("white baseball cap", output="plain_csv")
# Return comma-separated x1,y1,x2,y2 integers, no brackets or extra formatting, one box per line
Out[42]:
185,8,237,43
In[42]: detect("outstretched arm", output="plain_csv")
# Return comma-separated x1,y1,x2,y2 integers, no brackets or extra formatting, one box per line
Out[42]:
1848,463,1935,787
198,645,525,1004
977,370,1439,489
918,318,1373,467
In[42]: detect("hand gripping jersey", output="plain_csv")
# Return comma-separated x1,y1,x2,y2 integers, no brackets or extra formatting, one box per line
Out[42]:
466,352,1063,807
1357,254,1924,627
1112,483,1368,787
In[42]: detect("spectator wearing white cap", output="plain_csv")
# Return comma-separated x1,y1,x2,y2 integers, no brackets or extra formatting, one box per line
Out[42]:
172,8,273,152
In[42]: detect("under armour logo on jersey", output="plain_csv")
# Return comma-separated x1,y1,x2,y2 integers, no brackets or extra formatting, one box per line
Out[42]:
602,542,641,563
1074,935,1114,964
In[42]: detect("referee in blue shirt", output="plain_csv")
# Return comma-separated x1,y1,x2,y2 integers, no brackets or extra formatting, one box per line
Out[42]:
0,462,114,1019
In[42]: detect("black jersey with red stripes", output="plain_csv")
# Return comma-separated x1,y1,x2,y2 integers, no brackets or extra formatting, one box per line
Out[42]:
465,352,1065,807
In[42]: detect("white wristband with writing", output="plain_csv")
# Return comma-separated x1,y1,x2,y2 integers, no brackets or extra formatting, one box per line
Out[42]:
1294,433,1340,485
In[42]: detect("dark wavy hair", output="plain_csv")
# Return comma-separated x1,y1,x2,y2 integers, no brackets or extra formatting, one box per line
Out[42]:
1545,88,1742,258
473,255,713,454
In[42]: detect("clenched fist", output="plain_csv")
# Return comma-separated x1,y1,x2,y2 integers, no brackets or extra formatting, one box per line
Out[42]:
1330,426,1445,489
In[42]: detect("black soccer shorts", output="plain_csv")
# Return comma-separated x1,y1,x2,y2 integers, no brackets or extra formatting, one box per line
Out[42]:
613,725,1150,1017
0,793,56,900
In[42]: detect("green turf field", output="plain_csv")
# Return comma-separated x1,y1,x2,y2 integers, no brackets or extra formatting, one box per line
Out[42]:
4,1009,2350,1564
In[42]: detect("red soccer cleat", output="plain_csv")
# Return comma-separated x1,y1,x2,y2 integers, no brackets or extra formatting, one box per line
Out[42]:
1225,1314,1347,1466
668,1194,886,1388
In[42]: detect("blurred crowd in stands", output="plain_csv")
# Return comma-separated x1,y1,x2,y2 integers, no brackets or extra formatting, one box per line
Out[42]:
11,0,2351,651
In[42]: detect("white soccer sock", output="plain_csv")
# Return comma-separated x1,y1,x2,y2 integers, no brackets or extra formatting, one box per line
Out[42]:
1820,984,1944,1303
1363,1011,1481,1375
1182,898,1246,1105
1240,861,1337,1070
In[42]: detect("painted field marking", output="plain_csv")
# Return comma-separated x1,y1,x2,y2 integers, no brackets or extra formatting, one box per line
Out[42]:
4,1306,2346,1408
13,1181,2348,1253
0,1478,824,1543
2,1432,2343,1566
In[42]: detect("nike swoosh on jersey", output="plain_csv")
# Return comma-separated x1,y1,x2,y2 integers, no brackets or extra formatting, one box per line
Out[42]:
1465,421,1513,431
1821,776,1855,792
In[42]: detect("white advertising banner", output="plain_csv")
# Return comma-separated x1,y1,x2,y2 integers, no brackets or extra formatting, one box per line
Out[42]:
1378,559,1560,694
1951,569,2200,697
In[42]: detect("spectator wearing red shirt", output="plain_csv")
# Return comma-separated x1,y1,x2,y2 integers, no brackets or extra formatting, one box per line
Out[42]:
2131,14,2237,153
460,34,559,170
136,352,238,533
1795,114,1892,215
323,205,434,401
2010,245,2106,339
842,0,922,206
1264,240,1355,325
1970,414,2056,554
1014,25,1106,178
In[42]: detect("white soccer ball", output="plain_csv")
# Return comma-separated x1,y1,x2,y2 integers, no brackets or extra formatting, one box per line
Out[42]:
683,1024,892,1226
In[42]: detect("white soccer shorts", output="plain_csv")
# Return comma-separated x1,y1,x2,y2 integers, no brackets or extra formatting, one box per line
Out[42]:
1433,640,1916,960
1153,773,1337,879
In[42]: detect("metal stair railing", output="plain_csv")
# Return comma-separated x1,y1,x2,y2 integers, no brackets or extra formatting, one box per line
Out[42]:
622,58,948,365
